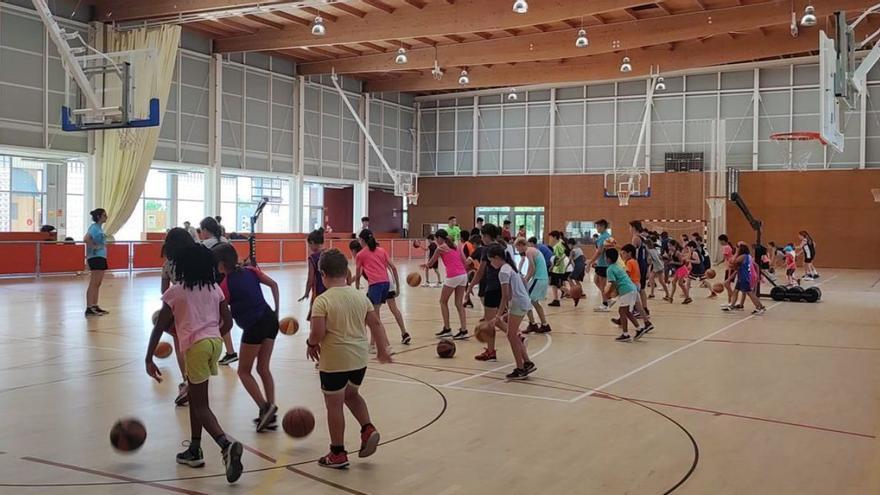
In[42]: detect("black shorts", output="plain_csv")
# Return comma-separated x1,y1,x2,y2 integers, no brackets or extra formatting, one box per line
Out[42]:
639,263,648,290
483,290,502,309
319,367,366,393
87,257,107,271
427,261,438,270
387,290,398,299
595,266,608,278
804,256,814,264
786,268,796,276
241,309,279,345
549,272,569,288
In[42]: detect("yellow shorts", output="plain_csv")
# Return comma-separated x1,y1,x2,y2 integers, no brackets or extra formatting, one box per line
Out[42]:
185,338,223,384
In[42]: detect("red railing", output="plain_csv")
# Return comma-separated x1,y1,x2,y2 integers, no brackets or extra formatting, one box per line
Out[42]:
0,238,428,278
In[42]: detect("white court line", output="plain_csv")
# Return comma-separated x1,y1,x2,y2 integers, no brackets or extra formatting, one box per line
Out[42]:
567,275,838,404
441,333,552,387
442,384,572,403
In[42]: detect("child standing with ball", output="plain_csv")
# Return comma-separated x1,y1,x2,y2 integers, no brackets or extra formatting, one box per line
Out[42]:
215,244,281,433
145,243,243,484
487,244,536,380
307,249,392,469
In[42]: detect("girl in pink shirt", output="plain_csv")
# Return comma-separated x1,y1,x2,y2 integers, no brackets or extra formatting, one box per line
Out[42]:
427,229,469,340
355,230,400,349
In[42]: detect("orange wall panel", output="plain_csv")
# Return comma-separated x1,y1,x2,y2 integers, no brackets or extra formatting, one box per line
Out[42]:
281,240,306,262
255,240,281,264
133,242,164,269
106,244,129,270
0,243,38,274
40,244,85,273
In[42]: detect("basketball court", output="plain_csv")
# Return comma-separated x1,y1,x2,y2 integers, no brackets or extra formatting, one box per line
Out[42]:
0,0,879,493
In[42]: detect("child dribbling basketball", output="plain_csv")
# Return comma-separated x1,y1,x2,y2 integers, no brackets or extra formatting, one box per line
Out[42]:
145,243,243,483
307,248,392,469
215,244,281,433
487,244,535,380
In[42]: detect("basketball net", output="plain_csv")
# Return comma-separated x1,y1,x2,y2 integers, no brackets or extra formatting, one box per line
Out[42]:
872,188,880,203
406,192,419,206
769,131,824,172
706,196,725,219
617,190,631,207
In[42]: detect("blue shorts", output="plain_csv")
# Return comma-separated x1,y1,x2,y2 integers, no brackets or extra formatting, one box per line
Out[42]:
736,279,752,292
367,282,391,305
528,278,548,302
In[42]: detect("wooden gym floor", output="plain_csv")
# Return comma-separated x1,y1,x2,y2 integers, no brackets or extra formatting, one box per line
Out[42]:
0,262,877,494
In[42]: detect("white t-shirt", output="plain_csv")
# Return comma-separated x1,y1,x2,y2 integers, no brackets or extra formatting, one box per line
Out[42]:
200,236,228,249
499,264,532,311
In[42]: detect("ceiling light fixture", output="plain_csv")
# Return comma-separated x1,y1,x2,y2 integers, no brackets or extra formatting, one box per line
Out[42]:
311,16,326,36
395,47,408,65
512,0,528,14
800,5,817,27
575,29,589,48
458,69,470,86
655,76,666,91
431,60,444,80
507,88,518,101
620,56,632,73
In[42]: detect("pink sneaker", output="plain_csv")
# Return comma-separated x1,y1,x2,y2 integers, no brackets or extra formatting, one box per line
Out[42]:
318,450,349,469
359,424,380,458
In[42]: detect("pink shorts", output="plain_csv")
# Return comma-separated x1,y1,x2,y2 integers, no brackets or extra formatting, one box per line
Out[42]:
674,266,690,279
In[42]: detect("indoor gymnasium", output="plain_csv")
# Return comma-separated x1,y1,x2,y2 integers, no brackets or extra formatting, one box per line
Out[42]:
1,0,879,493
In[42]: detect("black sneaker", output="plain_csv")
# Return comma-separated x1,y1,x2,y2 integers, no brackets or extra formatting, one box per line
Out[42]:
174,382,189,407
222,441,243,483
643,322,655,334
85,307,102,317
611,317,622,325
524,323,539,334
464,300,474,308
548,300,561,307
401,333,412,345
176,442,205,467
435,328,453,339
536,324,552,334
505,368,529,380
523,361,537,375
615,333,633,343
256,403,278,432
93,306,110,315
634,327,647,341
252,415,278,430
218,353,239,366
452,329,469,340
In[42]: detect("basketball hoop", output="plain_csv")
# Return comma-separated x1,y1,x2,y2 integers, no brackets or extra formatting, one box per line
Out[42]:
706,195,726,219
617,190,631,207
407,193,419,206
117,128,139,149
872,188,880,203
770,132,825,171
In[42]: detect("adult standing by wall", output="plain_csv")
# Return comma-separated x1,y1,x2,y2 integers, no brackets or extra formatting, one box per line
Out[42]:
84,208,109,317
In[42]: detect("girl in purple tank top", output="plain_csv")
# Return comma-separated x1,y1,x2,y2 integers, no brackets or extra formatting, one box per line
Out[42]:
301,228,326,321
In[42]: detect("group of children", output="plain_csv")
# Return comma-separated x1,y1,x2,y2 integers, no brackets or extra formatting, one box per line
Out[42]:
145,223,395,482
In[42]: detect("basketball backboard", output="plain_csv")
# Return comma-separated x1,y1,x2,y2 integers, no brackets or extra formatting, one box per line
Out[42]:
820,30,845,152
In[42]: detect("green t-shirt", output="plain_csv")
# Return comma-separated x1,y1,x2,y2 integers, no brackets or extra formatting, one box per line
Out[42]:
311,287,372,372
551,242,567,274
595,231,611,267
447,225,462,244
606,263,636,295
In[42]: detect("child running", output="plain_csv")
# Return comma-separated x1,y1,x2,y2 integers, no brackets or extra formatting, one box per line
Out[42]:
605,248,652,342
547,230,569,307
300,228,327,319
306,248,392,469
145,243,243,483
467,223,516,361
215,244,280,432
613,245,654,334
349,240,410,345
515,237,551,333
646,234,670,300
423,234,443,287
798,231,819,280
566,238,586,304
429,229,469,340
160,228,196,406
784,245,799,286
589,219,614,312
718,235,736,306
487,244,536,380
723,244,767,314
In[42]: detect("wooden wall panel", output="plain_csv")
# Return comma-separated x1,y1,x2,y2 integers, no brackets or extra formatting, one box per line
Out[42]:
410,170,880,269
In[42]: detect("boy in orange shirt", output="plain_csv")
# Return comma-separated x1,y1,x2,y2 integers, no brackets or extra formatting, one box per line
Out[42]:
612,244,654,332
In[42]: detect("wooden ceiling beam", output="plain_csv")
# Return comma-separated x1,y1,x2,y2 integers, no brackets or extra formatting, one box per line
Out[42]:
361,0,396,14
243,14,285,30
364,29,815,92
214,18,257,34
298,0,868,75
330,3,367,18
301,7,337,22
215,0,654,53
403,0,427,8
95,0,290,22
271,11,311,27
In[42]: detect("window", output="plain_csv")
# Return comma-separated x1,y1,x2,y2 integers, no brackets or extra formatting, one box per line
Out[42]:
0,156,46,232
65,161,86,239
565,221,612,245
177,172,205,227
221,174,290,233
143,169,172,233
302,183,323,232
117,168,202,241
475,206,545,240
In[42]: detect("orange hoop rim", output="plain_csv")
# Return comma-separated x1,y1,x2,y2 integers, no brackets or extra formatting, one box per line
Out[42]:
769,131,827,144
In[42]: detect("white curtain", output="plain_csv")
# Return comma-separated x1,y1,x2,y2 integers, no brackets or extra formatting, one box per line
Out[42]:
98,25,181,237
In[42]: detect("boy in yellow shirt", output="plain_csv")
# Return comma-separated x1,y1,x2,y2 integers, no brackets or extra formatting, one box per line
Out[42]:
307,249,392,469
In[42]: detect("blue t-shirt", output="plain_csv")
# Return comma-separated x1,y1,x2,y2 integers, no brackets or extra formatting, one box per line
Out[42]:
595,231,611,267
221,266,271,330
537,244,553,267
606,262,636,295
86,223,106,259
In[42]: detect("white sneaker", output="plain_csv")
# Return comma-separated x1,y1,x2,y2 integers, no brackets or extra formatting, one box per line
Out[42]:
420,283,430,288
606,298,617,309
593,305,611,313
369,344,377,355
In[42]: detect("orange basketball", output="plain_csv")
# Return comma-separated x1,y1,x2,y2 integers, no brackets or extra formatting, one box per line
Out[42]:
475,321,494,343
436,339,456,358
706,269,717,280
712,283,725,294
569,285,583,301
154,341,173,359
282,407,315,438
412,240,421,248
279,317,299,335
110,418,147,452
406,272,421,287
